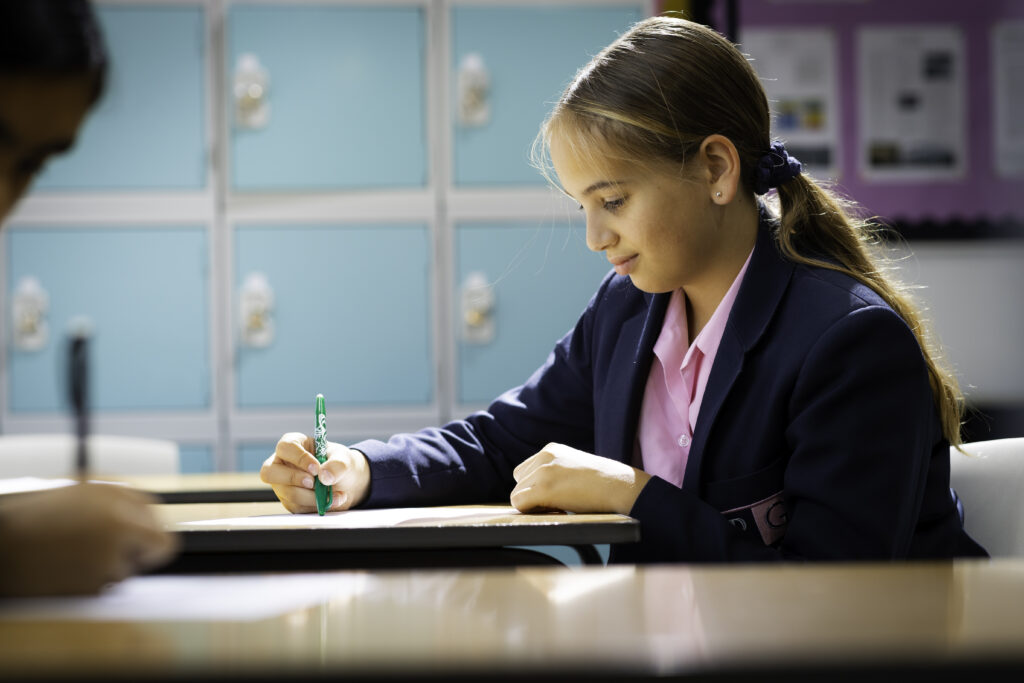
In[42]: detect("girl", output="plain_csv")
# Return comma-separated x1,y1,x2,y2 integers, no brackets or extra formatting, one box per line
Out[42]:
0,0,176,595
262,16,986,562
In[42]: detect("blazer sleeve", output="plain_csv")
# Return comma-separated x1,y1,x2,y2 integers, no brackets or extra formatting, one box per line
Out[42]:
353,275,612,508
626,304,940,563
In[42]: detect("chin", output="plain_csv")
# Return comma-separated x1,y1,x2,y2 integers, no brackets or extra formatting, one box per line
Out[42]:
626,273,675,294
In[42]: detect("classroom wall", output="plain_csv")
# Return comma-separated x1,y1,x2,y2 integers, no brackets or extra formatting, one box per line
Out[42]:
733,0,1024,223
2,0,1021,471
727,0,1024,437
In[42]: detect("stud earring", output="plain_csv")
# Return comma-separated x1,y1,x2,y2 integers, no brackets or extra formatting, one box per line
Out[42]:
715,191,723,199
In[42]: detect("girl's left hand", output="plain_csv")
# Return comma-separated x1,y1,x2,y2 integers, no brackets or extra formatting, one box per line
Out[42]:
510,443,651,515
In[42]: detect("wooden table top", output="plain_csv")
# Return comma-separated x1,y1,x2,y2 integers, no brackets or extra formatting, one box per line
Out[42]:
157,502,640,553
116,472,277,503
2,559,1023,680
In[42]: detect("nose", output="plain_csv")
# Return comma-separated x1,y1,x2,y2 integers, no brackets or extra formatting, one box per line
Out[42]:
585,213,617,253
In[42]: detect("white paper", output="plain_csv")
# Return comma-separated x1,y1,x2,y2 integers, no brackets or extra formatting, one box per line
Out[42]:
0,573,365,622
858,25,966,181
178,505,523,529
993,21,1024,177
0,477,76,495
0,477,130,496
741,27,840,179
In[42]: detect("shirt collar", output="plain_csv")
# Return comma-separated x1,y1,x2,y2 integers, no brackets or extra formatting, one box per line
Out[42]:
653,247,756,370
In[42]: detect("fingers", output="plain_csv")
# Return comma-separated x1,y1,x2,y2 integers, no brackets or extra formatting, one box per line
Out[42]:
97,482,160,507
261,460,316,489
260,434,322,512
510,480,551,513
317,445,355,486
512,444,555,483
510,462,555,513
271,483,318,514
271,482,349,514
261,433,320,479
318,446,370,510
262,435,371,514
104,487,179,571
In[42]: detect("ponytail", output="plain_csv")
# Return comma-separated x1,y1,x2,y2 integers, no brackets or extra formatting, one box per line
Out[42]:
772,175,964,446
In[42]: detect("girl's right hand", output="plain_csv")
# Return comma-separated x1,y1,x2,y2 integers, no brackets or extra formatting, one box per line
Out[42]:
259,432,371,513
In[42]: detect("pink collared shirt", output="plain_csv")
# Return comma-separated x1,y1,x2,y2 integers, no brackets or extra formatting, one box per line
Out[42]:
635,250,754,487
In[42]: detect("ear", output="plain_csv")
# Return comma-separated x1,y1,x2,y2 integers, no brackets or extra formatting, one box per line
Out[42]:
698,134,742,205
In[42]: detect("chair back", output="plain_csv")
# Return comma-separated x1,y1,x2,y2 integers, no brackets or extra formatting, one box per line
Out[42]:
0,434,179,478
950,438,1024,557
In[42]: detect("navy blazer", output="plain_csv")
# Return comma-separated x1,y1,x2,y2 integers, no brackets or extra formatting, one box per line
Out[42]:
355,216,987,563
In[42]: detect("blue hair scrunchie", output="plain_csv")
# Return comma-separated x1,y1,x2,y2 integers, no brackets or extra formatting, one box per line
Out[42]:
752,141,802,195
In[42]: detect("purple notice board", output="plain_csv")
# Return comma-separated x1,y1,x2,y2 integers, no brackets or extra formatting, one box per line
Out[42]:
694,0,1024,226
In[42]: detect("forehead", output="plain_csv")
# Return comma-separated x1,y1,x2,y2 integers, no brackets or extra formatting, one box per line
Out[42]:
548,129,634,190
0,72,95,149
549,127,688,199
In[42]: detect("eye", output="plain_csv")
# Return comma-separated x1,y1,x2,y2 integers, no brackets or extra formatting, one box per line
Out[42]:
603,196,626,212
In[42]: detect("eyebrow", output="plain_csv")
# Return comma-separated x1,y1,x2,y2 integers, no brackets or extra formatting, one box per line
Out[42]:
580,180,626,198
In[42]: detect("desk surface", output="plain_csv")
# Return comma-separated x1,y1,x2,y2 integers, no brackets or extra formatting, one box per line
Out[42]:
2,559,1023,680
117,472,276,503
0,472,276,504
158,502,639,554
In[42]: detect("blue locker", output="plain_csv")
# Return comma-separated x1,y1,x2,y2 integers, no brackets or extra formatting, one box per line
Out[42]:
237,443,275,473
451,4,645,186
234,224,433,408
455,222,610,404
6,227,211,412
179,444,215,473
227,4,427,191
34,5,207,191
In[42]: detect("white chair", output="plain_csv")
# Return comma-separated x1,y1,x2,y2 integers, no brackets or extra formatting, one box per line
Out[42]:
950,438,1024,558
0,434,179,478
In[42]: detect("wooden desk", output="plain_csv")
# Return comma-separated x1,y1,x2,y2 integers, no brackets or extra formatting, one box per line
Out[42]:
0,472,275,504
157,502,639,570
117,472,275,504
2,559,1023,681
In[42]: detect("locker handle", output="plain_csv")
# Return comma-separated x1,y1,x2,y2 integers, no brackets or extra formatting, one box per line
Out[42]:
460,271,495,344
11,276,49,352
234,53,270,130
457,53,490,128
239,272,274,348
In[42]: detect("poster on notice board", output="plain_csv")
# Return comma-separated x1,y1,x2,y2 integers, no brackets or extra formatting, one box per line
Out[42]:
857,25,966,182
993,21,1024,177
740,27,840,181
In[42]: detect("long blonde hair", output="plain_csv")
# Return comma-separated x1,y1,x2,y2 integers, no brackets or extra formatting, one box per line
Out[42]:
533,16,964,445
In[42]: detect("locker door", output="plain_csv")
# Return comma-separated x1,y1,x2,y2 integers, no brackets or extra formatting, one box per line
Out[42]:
227,4,427,191
451,4,644,186
34,5,207,190
234,223,433,408
455,222,609,404
6,227,211,412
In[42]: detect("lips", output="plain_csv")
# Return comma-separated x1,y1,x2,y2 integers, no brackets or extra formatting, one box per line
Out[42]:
608,253,638,276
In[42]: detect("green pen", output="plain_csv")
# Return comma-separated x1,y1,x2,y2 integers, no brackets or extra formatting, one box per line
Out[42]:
314,393,332,515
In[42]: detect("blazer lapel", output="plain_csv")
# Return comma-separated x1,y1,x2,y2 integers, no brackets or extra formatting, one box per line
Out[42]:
610,291,670,463
682,221,795,492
